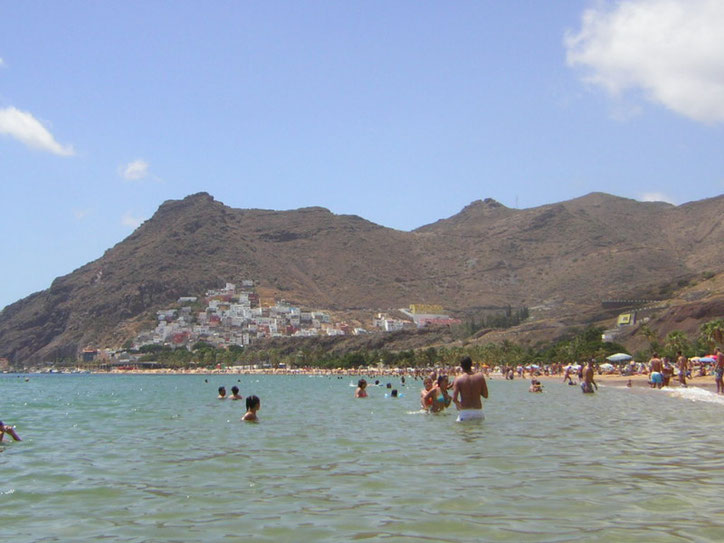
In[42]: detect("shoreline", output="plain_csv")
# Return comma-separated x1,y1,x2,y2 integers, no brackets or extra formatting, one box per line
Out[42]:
6,367,721,392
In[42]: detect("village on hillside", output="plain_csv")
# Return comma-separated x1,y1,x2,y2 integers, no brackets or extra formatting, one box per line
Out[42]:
76,281,460,367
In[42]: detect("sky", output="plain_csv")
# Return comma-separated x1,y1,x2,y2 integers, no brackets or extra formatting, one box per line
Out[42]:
1,0,723,310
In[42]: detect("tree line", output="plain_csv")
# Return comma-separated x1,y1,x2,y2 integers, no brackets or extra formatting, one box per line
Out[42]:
120,318,723,370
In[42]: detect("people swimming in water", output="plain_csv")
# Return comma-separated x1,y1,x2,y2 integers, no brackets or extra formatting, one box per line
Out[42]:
355,379,368,398
529,379,543,392
423,375,452,413
230,386,243,400
0,420,21,442
242,395,260,422
218,386,227,399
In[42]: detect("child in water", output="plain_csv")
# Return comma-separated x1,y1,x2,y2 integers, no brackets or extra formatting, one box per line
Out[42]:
242,395,261,422
218,386,227,399
355,379,368,398
230,386,243,400
0,420,22,442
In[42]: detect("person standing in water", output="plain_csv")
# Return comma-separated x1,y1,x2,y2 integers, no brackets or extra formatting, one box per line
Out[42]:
242,395,260,422
355,379,368,398
420,377,434,411
581,359,598,393
452,357,488,422
423,375,452,413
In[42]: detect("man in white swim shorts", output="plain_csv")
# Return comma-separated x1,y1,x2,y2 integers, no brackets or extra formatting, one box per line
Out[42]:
452,356,488,422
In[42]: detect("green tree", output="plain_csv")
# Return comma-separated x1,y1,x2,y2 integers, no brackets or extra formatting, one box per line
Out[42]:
663,330,690,359
638,323,660,353
699,319,724,351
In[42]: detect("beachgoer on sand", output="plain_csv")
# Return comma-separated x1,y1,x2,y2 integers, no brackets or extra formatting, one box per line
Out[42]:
715,348,724,395
649,353,663,389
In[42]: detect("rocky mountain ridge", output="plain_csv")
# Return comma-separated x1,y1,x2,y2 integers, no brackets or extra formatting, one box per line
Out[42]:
1,191,722,364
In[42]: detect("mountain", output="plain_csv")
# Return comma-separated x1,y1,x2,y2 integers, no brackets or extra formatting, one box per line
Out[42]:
1,191,722,364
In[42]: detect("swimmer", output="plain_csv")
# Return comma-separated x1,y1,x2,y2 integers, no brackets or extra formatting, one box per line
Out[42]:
391,389,399,398
218,386,227,399
242,395,260,422
420,377,434,410
423,375,452,412
452,357,488,422
626,379,632,388
0,420,21,442
529,379,543,393
230,386,243,400
355,379,368,398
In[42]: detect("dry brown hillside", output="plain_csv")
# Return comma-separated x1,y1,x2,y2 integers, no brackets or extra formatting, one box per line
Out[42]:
0,191,721,364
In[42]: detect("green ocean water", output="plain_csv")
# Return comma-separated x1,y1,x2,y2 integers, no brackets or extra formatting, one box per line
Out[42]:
2,373,724,542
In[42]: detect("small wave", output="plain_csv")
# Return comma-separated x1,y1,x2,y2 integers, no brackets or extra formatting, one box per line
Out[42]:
664,386,724,405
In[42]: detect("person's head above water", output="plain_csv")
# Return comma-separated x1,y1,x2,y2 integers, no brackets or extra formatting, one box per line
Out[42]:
218,386,226,396
358,379,367,388
460,356,473,373
231,386,239,395
246,395,260,410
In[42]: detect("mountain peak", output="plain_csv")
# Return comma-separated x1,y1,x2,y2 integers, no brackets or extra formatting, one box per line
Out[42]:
415,198,511,232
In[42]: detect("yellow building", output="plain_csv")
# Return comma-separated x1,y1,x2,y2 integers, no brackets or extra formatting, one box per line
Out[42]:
617,313,634,326
410,304,444,315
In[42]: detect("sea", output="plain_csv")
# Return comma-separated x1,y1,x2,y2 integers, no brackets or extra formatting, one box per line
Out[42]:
2,373,724,543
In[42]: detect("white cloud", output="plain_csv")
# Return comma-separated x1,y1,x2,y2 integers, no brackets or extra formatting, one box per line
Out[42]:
566,0,724,124
0,106,75,155
73,209,91,221
640,192,677,205
120,159,150,181
121,212,145,229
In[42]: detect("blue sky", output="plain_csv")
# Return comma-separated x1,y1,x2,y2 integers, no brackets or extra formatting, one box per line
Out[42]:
1,1,723,310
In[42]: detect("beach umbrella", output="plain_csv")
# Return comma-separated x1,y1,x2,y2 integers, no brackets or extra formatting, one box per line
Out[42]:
606,353,632,362
698,357,715,364
599,363,615,372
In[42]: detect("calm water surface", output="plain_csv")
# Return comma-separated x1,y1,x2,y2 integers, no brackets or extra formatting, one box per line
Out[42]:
2,374,724,542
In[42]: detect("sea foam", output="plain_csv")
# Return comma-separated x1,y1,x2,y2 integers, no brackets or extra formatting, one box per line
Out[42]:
664,386,724,406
